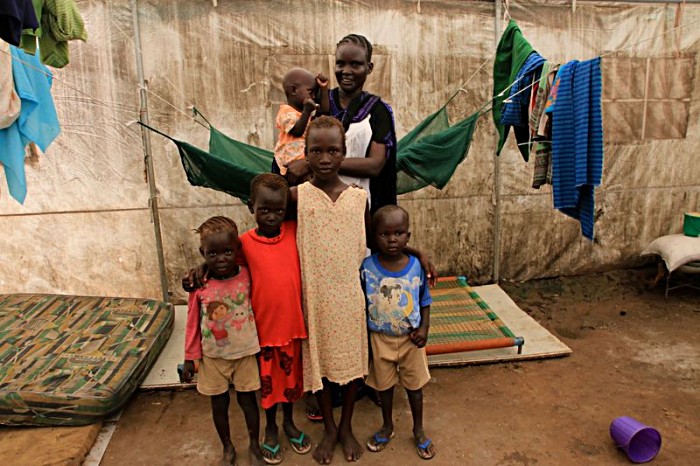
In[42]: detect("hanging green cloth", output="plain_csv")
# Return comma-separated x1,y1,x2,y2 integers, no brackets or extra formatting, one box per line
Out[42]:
178,138,263,203
493,19,534,156
139,123,266,203
208,126,273,173
37,0,88,68
397,106,478,194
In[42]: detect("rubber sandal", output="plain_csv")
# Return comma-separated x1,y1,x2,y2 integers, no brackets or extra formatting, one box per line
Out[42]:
366,431,395,452
305,406,323,422
261,442,282,465
416,438,435,460
286,431,311,455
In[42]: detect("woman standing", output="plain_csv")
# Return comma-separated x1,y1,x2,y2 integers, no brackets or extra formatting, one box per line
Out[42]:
286,34,397,214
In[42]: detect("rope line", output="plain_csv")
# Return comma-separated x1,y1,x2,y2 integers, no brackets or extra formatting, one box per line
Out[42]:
2,12,699,138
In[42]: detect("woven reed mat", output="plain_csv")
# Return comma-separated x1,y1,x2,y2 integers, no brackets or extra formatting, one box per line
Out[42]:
426,277,522,356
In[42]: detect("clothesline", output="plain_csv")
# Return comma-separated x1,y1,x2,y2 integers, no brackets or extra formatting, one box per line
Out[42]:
3,13,699,145
0,47,125,115
104,14,208,128
494,15,700,117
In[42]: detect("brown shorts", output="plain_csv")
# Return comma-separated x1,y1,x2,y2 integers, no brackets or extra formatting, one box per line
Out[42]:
366,332,430,391
197,354,260,396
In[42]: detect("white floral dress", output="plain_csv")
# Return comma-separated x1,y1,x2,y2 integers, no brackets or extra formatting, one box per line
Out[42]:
297,182,368,392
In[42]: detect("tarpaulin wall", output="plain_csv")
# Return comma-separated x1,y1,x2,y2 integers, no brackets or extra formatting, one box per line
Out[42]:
0,1,698,303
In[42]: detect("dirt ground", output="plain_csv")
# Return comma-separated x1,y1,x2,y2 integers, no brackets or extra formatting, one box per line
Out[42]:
4,267,696,465
94,267,698,465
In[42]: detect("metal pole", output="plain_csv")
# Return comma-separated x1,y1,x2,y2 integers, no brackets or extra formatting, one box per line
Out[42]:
492,0,502,283
131,0,170,302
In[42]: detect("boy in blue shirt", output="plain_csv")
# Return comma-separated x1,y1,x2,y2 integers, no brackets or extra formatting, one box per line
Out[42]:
360,205,435,460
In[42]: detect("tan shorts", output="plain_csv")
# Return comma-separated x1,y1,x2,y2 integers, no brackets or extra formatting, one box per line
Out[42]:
366,332,430,391
197,354,260,396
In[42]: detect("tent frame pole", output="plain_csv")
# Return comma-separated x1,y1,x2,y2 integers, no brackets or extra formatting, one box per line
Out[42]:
131,0,170,302
492,0,502,284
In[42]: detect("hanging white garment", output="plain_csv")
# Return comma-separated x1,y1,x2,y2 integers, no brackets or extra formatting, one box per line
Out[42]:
0,41,21,129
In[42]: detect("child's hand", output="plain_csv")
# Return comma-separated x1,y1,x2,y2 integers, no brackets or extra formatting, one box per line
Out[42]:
285,159,311,185
316,73,329,89
181,360,196,383
181,271,195,292
182,265,208,291
303,97,319,113
410,326,429,348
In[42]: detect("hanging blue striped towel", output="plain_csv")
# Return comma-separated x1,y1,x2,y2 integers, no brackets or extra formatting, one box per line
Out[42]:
500,52,546,127
551,57,603,241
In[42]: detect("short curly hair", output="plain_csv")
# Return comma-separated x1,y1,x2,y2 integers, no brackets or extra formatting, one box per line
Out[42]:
372,205,409,231
249,173,289,206
195,216,239,243
305,116,346,153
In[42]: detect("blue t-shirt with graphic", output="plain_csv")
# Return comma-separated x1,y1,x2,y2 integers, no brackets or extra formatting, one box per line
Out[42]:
360,254,432,336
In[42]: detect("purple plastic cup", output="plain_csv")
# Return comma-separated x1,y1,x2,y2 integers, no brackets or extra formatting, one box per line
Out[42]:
610,416,662,463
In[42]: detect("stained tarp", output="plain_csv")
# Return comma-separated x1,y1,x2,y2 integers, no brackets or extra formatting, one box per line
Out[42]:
4,1,700,302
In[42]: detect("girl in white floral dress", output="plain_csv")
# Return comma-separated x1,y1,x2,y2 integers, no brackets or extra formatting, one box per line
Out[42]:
290,116,368,465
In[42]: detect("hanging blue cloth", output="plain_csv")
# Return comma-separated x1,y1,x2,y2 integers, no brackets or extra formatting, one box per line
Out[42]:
500,51,546,127
551,57,603,241
499,51,546,161
0,45,60,203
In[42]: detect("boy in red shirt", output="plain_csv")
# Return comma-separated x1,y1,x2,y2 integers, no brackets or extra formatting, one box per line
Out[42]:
240,173,310,464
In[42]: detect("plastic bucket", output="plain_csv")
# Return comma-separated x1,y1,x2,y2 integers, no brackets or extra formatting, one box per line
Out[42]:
610,416,662,463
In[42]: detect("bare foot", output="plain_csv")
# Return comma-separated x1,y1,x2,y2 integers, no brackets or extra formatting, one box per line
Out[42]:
222,443,236,466
249,442,265,466
313,430,337,464
339,430,363,462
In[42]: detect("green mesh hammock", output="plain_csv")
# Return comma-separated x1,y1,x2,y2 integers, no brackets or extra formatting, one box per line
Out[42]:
143,105,479,203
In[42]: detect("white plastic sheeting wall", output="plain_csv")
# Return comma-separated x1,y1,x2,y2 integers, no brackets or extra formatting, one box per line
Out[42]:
1,1,698,303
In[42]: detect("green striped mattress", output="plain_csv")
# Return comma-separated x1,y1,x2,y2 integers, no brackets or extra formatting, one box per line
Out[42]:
0,294,173,426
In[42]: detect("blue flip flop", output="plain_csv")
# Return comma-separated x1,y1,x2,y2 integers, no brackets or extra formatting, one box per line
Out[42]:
416,438,435,460
366,431,395,452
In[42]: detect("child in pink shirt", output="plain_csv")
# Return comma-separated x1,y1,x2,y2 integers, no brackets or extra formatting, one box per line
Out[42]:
182,216,263,466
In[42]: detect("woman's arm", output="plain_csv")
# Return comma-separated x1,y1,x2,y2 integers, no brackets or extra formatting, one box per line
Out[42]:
338,141,387,177
364,201,373,249
405,245,438,287
317,74,330,115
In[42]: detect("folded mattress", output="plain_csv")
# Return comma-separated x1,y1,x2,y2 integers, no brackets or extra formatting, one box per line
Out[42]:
0,294,173,426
